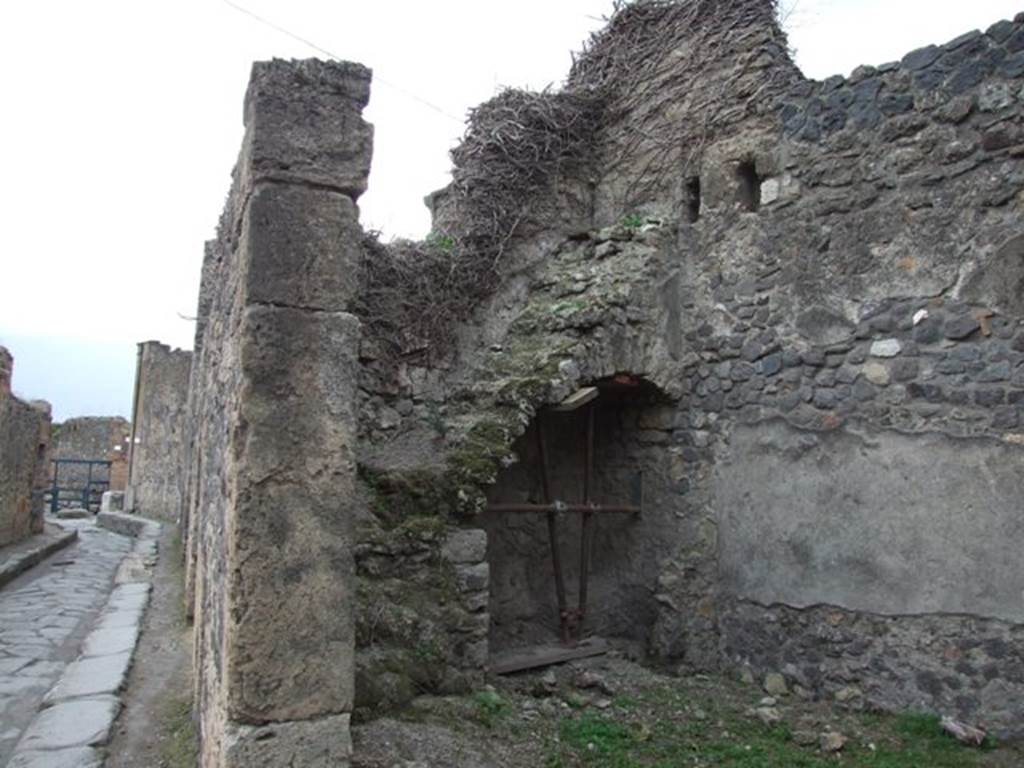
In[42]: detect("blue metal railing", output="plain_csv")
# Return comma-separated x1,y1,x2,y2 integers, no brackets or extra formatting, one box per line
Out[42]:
48,458,112,514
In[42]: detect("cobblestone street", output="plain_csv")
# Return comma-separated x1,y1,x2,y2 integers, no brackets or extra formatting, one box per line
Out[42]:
0,520,131,766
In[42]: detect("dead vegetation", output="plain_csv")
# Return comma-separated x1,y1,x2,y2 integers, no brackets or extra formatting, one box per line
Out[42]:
358,86,602,360
358,0,797,361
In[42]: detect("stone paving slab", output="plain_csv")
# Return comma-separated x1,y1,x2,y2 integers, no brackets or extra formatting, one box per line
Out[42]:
7,746,102,768
44,651,132,704
0,520,132,765
17,695,120,750
93,606,143,631
6,515,162,767
81,626,140,659
105,587,150,613
0,525,78,589
110,582,150,597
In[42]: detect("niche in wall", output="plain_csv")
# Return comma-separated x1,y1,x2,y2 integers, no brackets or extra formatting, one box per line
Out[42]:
685,176,702,222
736,160,762,212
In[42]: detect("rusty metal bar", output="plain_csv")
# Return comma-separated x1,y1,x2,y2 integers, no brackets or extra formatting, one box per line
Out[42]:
536,418,552,503
577,404,595,638
548,512,570,645
536,418,570,645
486,503,640,515
577,511,593,637
583,403,593,505
491,397,644,647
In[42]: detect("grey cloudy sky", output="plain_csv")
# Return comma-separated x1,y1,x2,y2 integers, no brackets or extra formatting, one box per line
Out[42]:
1,0,1020,421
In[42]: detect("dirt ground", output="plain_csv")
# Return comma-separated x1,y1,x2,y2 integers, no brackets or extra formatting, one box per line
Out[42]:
105,524,195,767
353,655,1024,768
100,528,1022,767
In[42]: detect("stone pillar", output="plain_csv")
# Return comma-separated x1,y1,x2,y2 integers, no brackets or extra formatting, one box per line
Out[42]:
187,59,372,768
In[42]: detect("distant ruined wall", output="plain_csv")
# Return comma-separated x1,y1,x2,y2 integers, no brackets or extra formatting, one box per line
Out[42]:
127,341,191,521
0,347,51,546
50,416,130,491
183,59,369,767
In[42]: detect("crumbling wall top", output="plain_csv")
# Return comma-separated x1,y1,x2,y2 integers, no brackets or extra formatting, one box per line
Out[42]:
0,345,12,397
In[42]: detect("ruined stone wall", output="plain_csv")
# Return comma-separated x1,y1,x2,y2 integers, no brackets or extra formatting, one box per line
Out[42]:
52,417,130,461
183,59,369,767
184,0,1024,750
0,347,51,546
578,0,801,225
352,3,1024,740
353,213,693,711
51,416,130,492
0,347,9,395
664,16,1024,737
183,241,218,622
353,503,489,716
126,341,191,521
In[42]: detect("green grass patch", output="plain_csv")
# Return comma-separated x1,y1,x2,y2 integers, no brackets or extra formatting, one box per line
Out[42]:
410,674,1019,768
620,213,644,230
856,711,991,768
561,713,637,757
893,711,944,739
544,689,999,768
472,690,509,728
159,693,197,768
556,715,845,766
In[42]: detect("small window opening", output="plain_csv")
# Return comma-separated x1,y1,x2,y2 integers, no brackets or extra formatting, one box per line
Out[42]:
685,176,701,223
736,160,761,212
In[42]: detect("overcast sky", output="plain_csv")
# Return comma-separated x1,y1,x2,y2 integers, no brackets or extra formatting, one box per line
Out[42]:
1,0,1020,421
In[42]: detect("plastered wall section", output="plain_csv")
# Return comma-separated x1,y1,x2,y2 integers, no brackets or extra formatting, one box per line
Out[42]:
0,348,51,547
183,59,371,768
716,422,1024,621
127,341,192,521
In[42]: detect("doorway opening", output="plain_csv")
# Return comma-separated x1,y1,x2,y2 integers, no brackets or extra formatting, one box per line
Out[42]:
483,374,678,672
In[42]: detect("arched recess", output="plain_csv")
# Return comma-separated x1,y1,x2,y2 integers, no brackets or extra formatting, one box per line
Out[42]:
482,374,683,663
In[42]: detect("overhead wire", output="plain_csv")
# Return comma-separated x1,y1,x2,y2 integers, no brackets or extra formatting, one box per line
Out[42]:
220,0,464,124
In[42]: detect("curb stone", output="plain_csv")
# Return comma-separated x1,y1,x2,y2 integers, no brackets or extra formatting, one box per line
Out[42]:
0,526,78,590
7,517,161,768
95,511,160,541
7,746,103,768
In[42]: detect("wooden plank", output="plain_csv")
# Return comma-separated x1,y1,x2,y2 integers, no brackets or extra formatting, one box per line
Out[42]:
551,386,599,411
490,637,610,675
